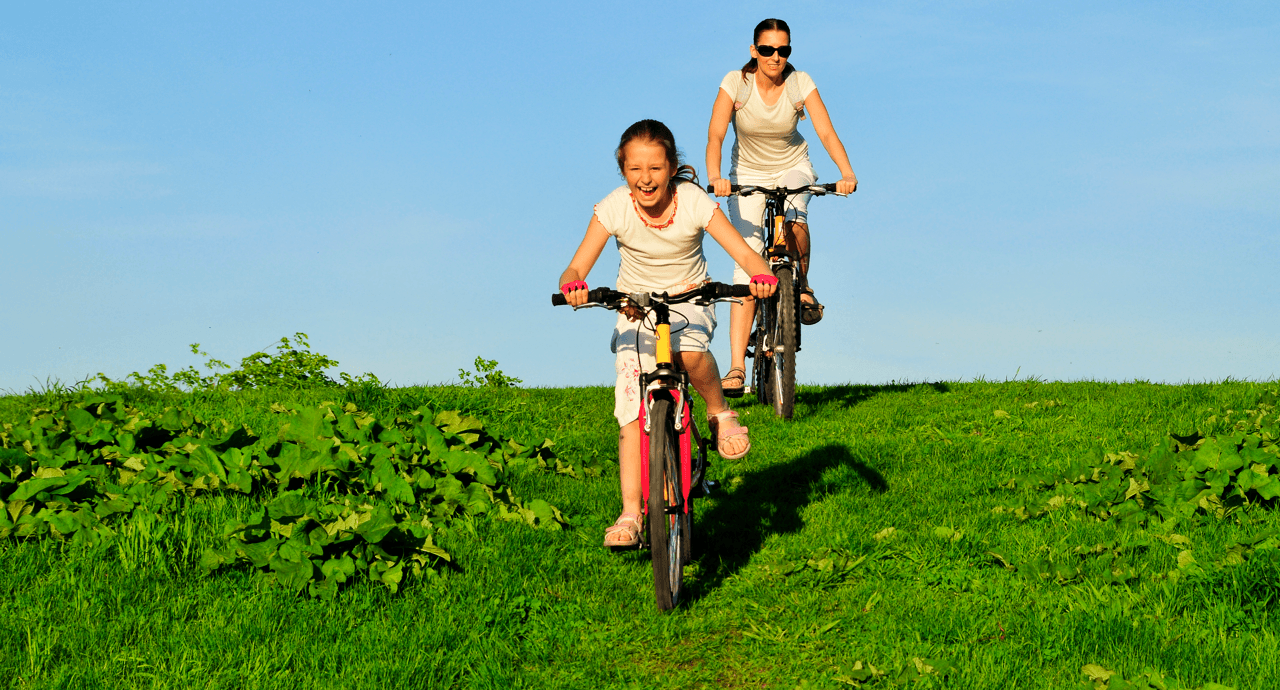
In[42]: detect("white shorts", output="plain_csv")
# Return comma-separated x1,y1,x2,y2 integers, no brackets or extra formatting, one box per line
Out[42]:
727,163,818,284
610,301,715,427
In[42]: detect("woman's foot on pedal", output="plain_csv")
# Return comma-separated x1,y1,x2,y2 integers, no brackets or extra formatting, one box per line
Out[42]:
720,367,746,399
708,410,750,460
800,287,824,325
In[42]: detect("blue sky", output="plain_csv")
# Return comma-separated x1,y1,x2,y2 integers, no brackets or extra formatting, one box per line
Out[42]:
3,1,1277,391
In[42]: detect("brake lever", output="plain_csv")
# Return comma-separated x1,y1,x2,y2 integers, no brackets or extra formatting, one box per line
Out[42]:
572,302,610,311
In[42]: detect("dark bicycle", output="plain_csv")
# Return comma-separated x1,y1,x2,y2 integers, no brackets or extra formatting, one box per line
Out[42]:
553,281,750,610
712,182,841,419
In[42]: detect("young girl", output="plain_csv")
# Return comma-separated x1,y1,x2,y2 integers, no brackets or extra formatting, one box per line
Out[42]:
559,119,777,547
706,18,859,397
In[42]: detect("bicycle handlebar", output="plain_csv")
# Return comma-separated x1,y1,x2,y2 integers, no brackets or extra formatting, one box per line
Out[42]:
705,182,841,196
551,282,750,307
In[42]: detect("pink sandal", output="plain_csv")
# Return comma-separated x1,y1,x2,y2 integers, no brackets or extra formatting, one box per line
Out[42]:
708,410,750,460
603,512,642,548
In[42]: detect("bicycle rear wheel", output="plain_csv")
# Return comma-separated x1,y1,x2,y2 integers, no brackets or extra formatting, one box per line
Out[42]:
647,397,687,610
772,265,798,419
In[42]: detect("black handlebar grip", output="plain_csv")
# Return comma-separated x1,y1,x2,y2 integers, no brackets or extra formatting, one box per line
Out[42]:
706,183,743,194
554,287,622,306
712,283,752,298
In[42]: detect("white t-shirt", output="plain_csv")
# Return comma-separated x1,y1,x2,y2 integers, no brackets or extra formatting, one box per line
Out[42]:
593,182,720,294
719,69,818,175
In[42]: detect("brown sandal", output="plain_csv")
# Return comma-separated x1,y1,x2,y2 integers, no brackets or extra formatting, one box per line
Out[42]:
800,287,824,325
720,367,746,398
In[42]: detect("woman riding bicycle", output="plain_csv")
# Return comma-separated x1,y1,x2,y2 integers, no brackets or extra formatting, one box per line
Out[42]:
558,119,776,548
706,18,858,398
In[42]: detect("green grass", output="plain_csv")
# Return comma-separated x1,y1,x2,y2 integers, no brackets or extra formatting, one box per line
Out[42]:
3,380,1279,689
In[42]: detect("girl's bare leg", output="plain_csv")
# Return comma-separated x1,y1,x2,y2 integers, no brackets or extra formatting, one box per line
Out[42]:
618,420,641,515
676,350,749,456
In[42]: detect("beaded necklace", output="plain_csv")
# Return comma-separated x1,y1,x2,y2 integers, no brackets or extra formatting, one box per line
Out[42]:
630,187,678,229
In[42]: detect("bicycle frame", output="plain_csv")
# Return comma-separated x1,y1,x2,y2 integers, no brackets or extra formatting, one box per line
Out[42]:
759,192,803,354
637,302,697,517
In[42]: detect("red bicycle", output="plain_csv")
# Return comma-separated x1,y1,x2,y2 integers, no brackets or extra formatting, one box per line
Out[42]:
554,281,749,609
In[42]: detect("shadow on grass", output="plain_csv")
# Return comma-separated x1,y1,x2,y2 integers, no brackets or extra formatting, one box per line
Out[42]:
690,443,887,602
792,382,950,409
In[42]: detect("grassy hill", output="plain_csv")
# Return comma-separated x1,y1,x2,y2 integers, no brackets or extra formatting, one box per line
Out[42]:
2,380,1276,689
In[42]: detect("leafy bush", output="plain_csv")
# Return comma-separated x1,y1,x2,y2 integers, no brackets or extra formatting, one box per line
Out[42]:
1001,389,1280,527
0,394,568,596
458,357,522,388
95,333,379,393
994,389,1280,589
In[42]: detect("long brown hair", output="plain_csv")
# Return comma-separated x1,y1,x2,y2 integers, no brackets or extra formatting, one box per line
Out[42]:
740,18,796,81
615,119,699,191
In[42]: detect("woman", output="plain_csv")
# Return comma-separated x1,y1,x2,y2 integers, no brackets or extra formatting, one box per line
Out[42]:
559,119,777,547
706,18,858,398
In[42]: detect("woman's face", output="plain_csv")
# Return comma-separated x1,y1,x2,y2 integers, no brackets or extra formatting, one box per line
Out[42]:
751,29,790,81
621,139,673,214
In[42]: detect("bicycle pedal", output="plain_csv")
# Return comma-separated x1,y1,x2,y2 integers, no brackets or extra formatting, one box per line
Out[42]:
690,479,719,498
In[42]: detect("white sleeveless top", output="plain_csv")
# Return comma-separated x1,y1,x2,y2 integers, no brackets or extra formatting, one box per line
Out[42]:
719,69,818,175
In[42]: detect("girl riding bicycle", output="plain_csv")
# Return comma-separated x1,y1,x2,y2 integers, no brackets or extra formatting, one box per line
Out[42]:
558,119,776,548
706,18,859,398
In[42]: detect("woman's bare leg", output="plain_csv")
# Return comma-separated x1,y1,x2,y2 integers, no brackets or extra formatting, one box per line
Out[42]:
786,220,811,283
728,298,755,378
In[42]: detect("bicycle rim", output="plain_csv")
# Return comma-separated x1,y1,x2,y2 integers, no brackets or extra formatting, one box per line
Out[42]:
772,266,798,419
647,397,685,610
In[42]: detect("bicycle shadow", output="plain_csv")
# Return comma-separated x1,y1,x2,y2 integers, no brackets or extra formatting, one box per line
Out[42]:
689,443,887,602
791,381,950,409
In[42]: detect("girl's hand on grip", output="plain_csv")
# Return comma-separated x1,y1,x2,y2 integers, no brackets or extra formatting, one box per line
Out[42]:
561,280,588,307
749,273,777,300
710,178,732,197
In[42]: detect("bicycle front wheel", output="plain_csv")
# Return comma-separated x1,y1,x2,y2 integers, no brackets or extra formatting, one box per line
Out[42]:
752,298,775,407
772,265,798,419
647,397,687,610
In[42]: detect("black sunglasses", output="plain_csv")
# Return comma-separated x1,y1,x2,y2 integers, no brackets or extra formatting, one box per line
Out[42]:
755,44,792,58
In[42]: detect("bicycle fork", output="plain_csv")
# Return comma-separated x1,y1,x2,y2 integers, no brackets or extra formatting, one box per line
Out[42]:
638,302,694,518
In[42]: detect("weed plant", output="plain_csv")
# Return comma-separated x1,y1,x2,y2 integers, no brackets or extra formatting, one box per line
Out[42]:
1,379,1278,688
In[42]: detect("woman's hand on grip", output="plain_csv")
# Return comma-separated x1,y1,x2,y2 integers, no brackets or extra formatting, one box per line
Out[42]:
836,174,858,196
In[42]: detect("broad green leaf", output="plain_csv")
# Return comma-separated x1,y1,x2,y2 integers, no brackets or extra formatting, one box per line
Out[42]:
10,476,68,501
356,505,397,544
268,492,310,520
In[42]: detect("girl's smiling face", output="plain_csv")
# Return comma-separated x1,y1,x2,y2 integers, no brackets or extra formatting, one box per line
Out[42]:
751,29,790,81
622,139,673,215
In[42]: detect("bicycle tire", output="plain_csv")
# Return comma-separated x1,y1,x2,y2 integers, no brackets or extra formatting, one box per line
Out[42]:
772,265,798,419
752,299,775,407
647,397,686,610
